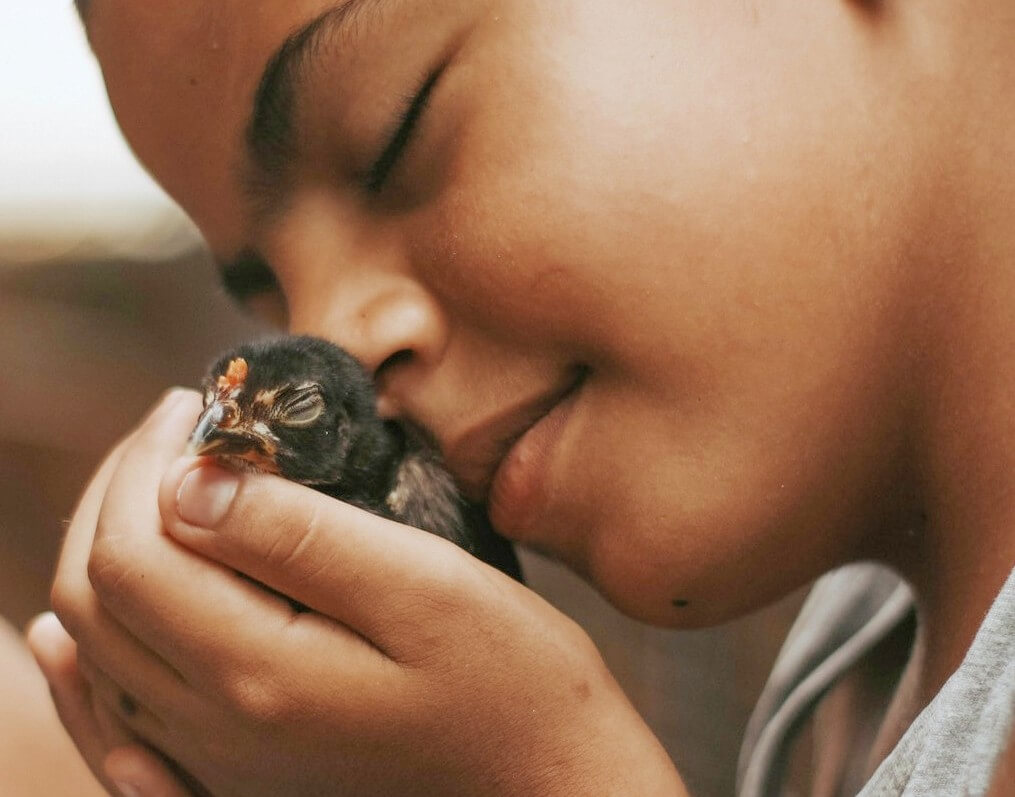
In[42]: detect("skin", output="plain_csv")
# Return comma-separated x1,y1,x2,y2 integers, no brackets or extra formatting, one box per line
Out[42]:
22,0,1015,793
0,619,105,795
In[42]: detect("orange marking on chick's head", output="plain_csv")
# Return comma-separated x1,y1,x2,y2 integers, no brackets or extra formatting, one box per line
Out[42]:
217,357,249,394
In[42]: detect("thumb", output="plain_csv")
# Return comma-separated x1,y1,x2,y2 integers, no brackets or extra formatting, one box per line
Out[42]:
158,457,476,643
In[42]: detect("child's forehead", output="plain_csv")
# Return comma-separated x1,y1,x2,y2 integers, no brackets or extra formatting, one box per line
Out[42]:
89,0,485,260
84,1,306,256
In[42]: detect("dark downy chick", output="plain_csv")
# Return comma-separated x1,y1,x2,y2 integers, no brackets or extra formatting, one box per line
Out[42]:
188,336,522,580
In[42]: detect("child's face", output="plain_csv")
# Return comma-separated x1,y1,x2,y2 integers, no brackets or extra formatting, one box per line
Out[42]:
88,0,918,625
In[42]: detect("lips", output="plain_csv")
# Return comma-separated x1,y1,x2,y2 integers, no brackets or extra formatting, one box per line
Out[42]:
440,367,587,503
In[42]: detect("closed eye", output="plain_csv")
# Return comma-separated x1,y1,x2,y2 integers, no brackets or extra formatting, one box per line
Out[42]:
220,250,279,302
218,250,289,328
278,385,326,426
364,66,443,193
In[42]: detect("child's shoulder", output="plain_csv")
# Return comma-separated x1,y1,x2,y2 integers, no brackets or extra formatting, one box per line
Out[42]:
738,564,1015,796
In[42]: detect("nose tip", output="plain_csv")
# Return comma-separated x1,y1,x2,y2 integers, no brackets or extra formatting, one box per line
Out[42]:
351,289,449,377
292,283,449,408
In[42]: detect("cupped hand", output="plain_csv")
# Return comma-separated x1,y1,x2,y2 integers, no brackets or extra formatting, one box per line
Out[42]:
41,391,685,796
28,390,203,796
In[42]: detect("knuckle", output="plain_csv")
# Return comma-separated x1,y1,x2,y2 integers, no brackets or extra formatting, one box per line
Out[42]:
222,668,291,727
264,501,322,576
382,570,475,666
85,535,126,598
49,578,73,620
50,573,92,637
390,581,462,627
86,535,148,607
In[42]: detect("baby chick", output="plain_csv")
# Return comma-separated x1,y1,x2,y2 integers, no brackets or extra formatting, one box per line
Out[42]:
188,335,522,580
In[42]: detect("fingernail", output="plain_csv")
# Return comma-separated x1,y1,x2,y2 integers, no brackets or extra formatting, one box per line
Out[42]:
114,781,143,797
177,466,238,528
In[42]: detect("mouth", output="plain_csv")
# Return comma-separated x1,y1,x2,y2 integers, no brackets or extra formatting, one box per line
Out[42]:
442,366,588,503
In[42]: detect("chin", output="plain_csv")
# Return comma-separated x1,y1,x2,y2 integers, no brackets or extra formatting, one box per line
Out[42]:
572,513,797,630
590,565,721,630
590,566,746,630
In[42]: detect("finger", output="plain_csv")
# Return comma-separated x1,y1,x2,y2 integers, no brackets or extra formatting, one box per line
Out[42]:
53,391,202,718
55,388,194,585
78,657,138,752
77,654,165,748
105,745,199,797
159,457,485,650
50,420,134,616
70,617,193,730
52,389,196,644
54,510,187,730
79,644,222,797
94,388,203,546
88,520,384,690
39,392,200,796
26,613,127,796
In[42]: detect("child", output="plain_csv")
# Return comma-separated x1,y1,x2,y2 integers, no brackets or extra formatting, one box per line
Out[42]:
26,0,1015,793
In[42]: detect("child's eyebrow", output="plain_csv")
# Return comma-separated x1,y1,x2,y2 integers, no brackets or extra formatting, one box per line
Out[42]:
243,0,393,212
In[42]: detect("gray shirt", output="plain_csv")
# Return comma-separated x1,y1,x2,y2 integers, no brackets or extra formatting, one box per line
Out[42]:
737,563,1014,795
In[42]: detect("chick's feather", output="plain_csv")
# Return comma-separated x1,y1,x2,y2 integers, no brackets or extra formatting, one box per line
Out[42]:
190,335,522,580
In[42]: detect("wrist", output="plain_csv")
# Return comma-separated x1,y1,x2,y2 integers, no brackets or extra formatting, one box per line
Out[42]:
502,682,688,796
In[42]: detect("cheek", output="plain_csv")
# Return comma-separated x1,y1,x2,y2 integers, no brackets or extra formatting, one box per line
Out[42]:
515,363,909,628
404,1,919,621
403,7,686,356
413,0,922,371
407,122,674,371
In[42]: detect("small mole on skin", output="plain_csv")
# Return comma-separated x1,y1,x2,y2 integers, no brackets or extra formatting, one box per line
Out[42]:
189,77,199,87
118,693,138,717
672,599,690,608
574,681,592,701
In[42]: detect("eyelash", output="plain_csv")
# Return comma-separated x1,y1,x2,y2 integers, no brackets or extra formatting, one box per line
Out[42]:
364,67,443,193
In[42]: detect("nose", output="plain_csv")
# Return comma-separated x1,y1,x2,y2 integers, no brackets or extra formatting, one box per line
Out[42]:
269,193,450,413
301,280,449,371
289,272,450,411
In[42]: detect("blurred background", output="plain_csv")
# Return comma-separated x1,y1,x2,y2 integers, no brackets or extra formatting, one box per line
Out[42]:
0,5,805,795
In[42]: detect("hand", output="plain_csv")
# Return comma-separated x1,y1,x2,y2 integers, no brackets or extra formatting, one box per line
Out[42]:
27,612,196,797
48,392,686,796
28,391,203,796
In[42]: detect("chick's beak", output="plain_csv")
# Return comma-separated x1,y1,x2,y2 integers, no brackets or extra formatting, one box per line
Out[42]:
186,402,281,474
188,400,263,459
187,401,231,456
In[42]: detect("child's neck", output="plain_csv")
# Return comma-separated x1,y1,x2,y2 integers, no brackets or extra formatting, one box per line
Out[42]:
867,90,1015,766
